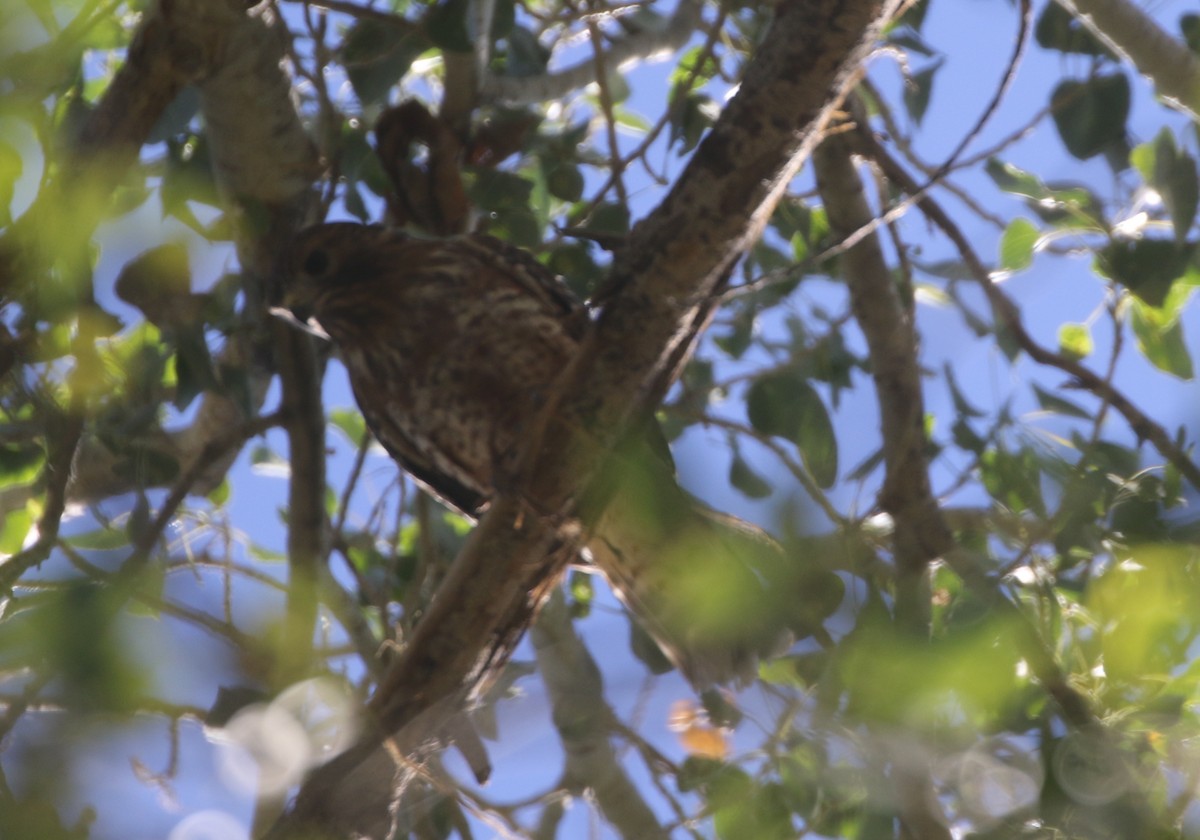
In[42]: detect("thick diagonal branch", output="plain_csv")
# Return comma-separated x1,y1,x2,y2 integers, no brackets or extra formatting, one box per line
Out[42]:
272,1,900,837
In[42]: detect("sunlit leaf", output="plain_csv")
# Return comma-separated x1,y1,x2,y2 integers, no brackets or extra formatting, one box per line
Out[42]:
1130,298,1195,380
1057,322,1093,360
329,407,368,448
0,506,32,555
999,217,1038,271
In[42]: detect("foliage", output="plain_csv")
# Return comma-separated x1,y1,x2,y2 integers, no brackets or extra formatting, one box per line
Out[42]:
2,0,1200,838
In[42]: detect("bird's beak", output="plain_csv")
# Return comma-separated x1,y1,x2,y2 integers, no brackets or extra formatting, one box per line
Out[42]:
270,281,331,340
269,304,331,339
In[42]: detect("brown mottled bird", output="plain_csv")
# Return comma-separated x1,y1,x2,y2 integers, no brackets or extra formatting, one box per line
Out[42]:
282,223,790,686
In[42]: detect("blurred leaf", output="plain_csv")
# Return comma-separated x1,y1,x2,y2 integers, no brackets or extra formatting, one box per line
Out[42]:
162,134,221,230
629,618,673,674
986,158,1048,200
1089,547,1200,683
0,506,31,554
1032,383,1091,419
903,60,941,125
729,453,772,499
612,105,650,135
544,163,583,202
669,44,720,92
999,217,1038,271
585,201,630,236
708,768,795,840
981,447,1045,516
490,205,541,248
342,21,428,107
714,310,754,359
330,407,368,447
1156,130,1198,242
747,372,838,488
427,0,471,52
147,85,200,144
25,583,146,712
1096,238,1196,308
944,363,985,417
1050,73,1130,161
1183,13,1200,55
1057,322,1093,360
986,164,1107,230
207,478,230,508
468,168,533,211
1035,2,1117,57
502,26,549,77
670,92,717,154
0,137,22,227
547,242,603,299
1130,298,1195,380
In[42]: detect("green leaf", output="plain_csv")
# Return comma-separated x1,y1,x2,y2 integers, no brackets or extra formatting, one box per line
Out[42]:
0,506,32,555
714,781,794,840
903,60,941,125
986,158,1049,200
503,26,549,77
981,447,1046,516
729,453,772,499
669,45,720,92
670,93,717,154
1032,383,1091,420
1096,239,1195,308
586,201,630,236
944,363,984,417
547,243,603,299
746,372,838,488
1181,13,1200,55
1050,73,1130,161
207,479,230,508
999,217,1038,271
612,106,650,135
1130,299,1195,380
342,22,428,107
427,0,472,52
329,407,368,448
468,169,534,212
544,164,583,202
0,138,22,227
67,527,129,551
249,544,286,563
1154,130,1199,242
1057,322,1093,360
1035,2,1117,57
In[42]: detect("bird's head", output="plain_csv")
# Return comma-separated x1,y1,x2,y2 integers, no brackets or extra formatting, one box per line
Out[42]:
274,222,399,338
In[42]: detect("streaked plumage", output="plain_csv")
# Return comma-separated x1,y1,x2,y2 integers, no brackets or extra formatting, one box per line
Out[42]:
283,223,788,686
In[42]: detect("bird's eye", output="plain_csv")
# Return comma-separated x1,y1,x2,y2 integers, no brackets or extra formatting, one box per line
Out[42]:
303,248,331,276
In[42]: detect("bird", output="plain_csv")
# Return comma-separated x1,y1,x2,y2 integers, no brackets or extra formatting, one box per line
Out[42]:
281,222,792,687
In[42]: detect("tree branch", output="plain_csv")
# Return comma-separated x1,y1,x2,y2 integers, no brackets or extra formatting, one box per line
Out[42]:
479,0,703,105
531,590,667,839
1057,0,1200,120
269,1,900,835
